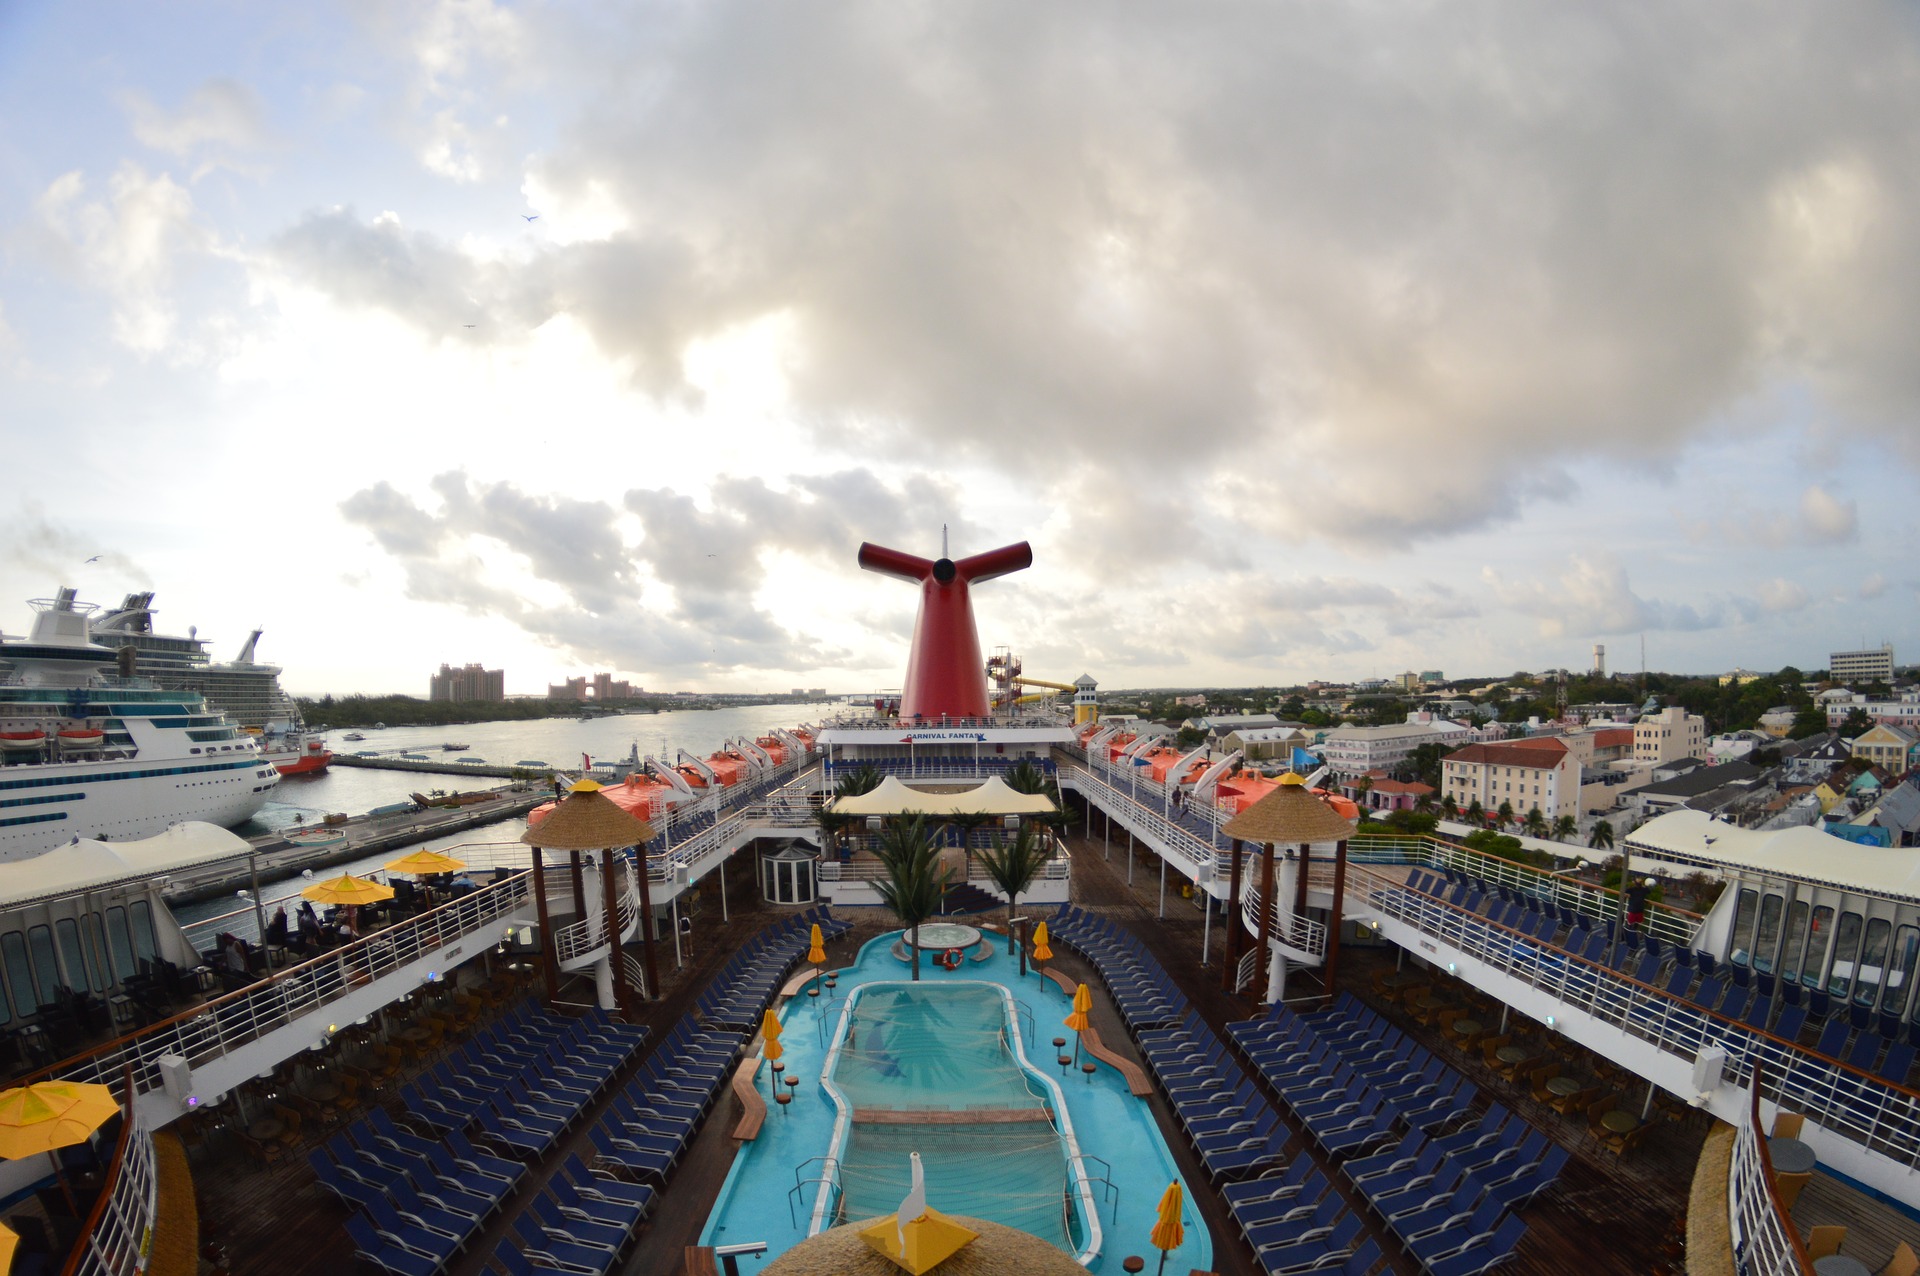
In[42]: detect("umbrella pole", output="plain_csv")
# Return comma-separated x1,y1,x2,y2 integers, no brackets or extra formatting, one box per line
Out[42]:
49,1150,75,1216
1157,1249,1170,1276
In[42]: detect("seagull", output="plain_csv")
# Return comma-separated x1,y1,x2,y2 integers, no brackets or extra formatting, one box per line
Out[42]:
464,324,476,329
522,214,540,222
85,555,101,563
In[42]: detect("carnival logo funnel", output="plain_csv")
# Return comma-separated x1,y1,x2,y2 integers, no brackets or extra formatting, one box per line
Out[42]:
858,538,1032,721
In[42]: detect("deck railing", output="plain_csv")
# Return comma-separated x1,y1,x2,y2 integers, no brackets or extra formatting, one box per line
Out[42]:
1730,1064,1813,1276
1351,865,1920,1171
65,1115,154,1276
818,847,1071,884
551,859,637,966
25,869,535,1104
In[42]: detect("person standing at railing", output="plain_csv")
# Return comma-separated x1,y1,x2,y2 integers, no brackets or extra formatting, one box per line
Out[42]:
1625,881,1649,931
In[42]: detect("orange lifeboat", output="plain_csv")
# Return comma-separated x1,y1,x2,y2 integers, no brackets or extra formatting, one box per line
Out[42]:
0,731,46,752
57,728,105,749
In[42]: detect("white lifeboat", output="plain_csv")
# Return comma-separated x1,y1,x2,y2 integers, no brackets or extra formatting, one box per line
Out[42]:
57,728,106,749
0,731,47,751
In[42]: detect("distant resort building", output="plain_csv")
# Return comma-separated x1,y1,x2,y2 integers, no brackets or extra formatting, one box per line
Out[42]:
428,661,505,701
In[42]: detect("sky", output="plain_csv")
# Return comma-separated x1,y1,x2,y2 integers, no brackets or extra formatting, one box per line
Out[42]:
2,2,1918,698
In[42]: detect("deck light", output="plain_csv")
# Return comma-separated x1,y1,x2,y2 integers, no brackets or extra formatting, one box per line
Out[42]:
1446,962,1456,974
186,1095,199,1108
1545,1015,1556,1029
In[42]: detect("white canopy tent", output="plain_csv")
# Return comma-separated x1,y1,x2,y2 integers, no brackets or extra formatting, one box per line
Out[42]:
1626,809,1920,903
830,774,1056,817
0,822,253,909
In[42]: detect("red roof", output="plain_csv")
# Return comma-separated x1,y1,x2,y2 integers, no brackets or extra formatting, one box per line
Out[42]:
1369,779,1435,795
1592,728,1633,748
1444,740,1569,770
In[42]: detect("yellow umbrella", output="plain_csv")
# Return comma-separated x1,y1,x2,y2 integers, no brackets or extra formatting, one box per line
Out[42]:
807,923,826,966
0,1220,17,1271
383,849,467,876
1064,983,1092,1067
0,1082,121,1214
1150,1181,1185,1274
760,1009,786,1096
300,873,395,907
1031,920,1052,963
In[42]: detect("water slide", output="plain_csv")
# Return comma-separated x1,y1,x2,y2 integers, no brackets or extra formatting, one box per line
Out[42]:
1011,674,1076,705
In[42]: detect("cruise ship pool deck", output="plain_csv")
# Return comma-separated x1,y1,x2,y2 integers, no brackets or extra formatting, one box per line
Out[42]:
698,930,1211,1273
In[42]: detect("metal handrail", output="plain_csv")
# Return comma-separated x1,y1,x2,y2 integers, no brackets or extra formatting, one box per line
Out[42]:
552,858,637,966
1349,864,1920,1170
65,1114,152,1276
22,869,535,1103
1730,1064,1813,1275
1241,879,1329,961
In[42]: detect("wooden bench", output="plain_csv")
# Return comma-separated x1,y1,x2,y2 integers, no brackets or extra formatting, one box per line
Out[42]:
728,1055,767,1141
1080,1025,1154,1097
1044,967,1077,996
778,967,830,999
682,1246,719,1276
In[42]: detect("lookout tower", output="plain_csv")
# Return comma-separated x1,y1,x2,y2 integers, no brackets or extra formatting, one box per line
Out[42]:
857,535,1032,721
1073,674,1099,726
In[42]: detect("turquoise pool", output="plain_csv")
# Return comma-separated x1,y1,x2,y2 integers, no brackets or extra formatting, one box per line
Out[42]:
697,931,1212,1272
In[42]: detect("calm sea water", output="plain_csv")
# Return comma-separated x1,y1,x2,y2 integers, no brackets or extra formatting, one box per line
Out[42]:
180,701,833,939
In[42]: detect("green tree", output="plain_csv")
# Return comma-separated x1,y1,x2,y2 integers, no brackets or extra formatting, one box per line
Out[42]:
1523,807,1548,839
834,765,884,799
1789,705,1831,739
1174,726,1207,749
1551,814,1578,842
1440,793,1458,820
1587,820,1616,851
1465,797,1484,824
1495,799,1515,829
873,817,951,982
1405,742,1446,787
977,825,1053,954
1840,708,1873,738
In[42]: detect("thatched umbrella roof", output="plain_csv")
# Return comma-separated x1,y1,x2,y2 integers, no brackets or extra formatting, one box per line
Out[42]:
1221,772,1356,845
765,1215,1084,1276
521,779,657,850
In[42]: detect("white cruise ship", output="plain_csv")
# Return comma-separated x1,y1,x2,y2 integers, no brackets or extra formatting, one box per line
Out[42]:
0,589,281,861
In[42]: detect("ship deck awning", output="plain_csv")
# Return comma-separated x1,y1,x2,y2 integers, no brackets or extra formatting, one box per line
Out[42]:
0,821,253,908
830,775,1055,817
1625,808,1920,903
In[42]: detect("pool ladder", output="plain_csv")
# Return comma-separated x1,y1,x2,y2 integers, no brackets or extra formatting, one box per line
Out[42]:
788,1156,844,1231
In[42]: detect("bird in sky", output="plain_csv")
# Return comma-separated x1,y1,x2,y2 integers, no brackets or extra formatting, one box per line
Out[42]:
85,555,101,563
464,324,476,329
522,213,539,221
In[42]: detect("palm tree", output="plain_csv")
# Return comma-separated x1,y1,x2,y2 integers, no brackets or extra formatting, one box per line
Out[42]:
1414,791,1435,816
977,824,1052,953
946,810,997,852
1587,820,1616,851
834,765,883,799
873,816,950,982
813,805,855,860
1495,800,1515,829
1465,797,1483,824
1551,814,1578,842
1441,793,1459,821
1521,807,1547,839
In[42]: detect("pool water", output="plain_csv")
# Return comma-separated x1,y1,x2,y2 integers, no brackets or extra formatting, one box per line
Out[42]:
697,931,1212,1273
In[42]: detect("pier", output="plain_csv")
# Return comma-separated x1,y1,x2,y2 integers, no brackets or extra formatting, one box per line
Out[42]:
326,753,538,779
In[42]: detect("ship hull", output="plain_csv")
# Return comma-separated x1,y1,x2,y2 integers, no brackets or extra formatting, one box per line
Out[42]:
271,750,333,776
0,753,280,861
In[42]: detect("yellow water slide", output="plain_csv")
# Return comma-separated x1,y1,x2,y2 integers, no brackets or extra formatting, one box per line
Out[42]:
1012,675,1077,705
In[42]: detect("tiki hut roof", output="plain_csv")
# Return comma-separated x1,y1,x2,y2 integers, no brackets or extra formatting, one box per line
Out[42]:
1221,772,1357,845
520,779,657,850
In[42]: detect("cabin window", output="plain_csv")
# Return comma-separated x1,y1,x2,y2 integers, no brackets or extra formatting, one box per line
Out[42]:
130,901,157,963
1729,889,1761,966
1780,901,1811,982
105,907,134,984
1802,906,1835,988
55,919,98,994
1753,895,1785,974
1884,926,1919,1018
1,933,34,1018
26,927,57,1005
1855,918,1893,1007
1830,912,1865,997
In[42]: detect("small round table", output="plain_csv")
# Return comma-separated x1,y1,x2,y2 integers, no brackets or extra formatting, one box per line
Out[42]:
1451,1019,1482,1037
1058,1055,1073,1075
1545,1077,1582,1098
785,1077,800,1092
307,1082,341,1104
1601,1110,1639,1135
1770,1136,1817,1175
1813,1257,1870,1276
1082,1063,1097,1083
248,1118,284,1142
1122,1259,1145,1275
775,1093,792,1111
1053,1037,1068,1050
1495,1046,1530,1065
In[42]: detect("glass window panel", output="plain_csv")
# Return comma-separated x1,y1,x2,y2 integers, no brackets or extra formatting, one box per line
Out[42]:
105,907,133,984
1830,912,1865,997
1803,906,1835,988
25,927,56,1005
130,902,157,963
1884,927,1919,1016
1856,918,1893,1006
1754,895,1785,973
1,933,35,1016
1730,889,1761,966
1780,902,1811,982
55,920,87,995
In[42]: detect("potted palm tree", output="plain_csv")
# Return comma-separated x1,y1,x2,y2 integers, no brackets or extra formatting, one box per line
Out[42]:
874,816,950,982
977,824,1052,954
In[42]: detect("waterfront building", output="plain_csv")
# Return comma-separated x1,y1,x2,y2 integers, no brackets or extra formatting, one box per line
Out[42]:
429,661,505,701
1319,717,1471,777
1441,737,1579,821
1831,644,1896,683
1634,706,1706,765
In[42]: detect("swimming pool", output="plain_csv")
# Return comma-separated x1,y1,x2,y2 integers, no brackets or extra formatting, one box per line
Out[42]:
697,931,1212,1272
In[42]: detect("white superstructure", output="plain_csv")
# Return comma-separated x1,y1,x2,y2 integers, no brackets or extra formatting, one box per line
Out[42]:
0,589,280,861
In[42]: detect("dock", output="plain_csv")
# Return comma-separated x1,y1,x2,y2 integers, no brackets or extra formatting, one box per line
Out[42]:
327,754,539,779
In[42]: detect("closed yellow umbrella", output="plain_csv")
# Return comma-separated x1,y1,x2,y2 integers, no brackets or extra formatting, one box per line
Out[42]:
1031,920,1052,962
300,873,395,907
0,1220,16,1272
807,923,826,965
383,849,467,876
761,1008,786,1096
1150,1180,1185,1274
1064,982,1092,1067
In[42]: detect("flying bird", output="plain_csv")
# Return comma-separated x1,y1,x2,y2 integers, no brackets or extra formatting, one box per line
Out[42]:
464,324,476,329
522,214,539,222
85,555,101,563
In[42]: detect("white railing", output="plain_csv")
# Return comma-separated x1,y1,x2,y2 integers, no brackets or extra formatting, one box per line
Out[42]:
32,871,535,1103
1057,757,1216,878
1730,1067,1812,1276
552,859,637,966
68,1117,157,1276
818,849,1071,885
1350,865,1920,1170
1242,880,1329,962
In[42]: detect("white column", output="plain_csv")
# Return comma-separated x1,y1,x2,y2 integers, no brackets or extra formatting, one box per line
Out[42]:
593,955,615,1009
1266,947,1288,1005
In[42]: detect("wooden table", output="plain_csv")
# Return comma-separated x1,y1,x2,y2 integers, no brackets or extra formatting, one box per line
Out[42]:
1495,1046,1530,1065
1813,1258,1868,1276
248,1118,284,1142
397,1027,430,1044
1545,1076,1582,1097
307,1082,341,1104
1770,1136,1816,1175
1601,1110,1639,1135
1451,1019,1482,1037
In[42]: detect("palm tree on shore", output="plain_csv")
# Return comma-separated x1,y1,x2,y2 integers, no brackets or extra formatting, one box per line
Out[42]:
1523,807,1548,839
1495,800,1515,830
1465,797,1483,825
874,816,950,982
978,824,1052,954
1441,794,1459,821
1551,814,1578,842
1587,820,1616,851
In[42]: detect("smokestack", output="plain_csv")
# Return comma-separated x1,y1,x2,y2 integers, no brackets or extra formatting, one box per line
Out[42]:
116,645,137,680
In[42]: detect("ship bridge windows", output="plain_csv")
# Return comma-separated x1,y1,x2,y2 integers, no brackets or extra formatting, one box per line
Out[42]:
1802,905,1835,989
1780,901,1811,983
1730,889,1761,966
186,729,238,743
1752,894,1784,974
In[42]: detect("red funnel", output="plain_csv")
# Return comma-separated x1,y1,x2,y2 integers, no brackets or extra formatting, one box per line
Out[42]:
858,540,1032,721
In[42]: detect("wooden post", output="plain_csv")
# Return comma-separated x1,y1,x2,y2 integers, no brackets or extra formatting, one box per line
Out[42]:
530,848,559,1003
1322,838,1350,1008
603,847,629,1017
635,843,661,1000
1254,841,1276,999
1222,838,1243,991
569,850,586,925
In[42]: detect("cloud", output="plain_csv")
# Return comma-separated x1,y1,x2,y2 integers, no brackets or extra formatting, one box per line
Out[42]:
32,164,209,352
1860,573,1887,600
124,79,269,166
269,1,1920,551
1798,484,1858,544
1482,554,1812,638
0,507,147,589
